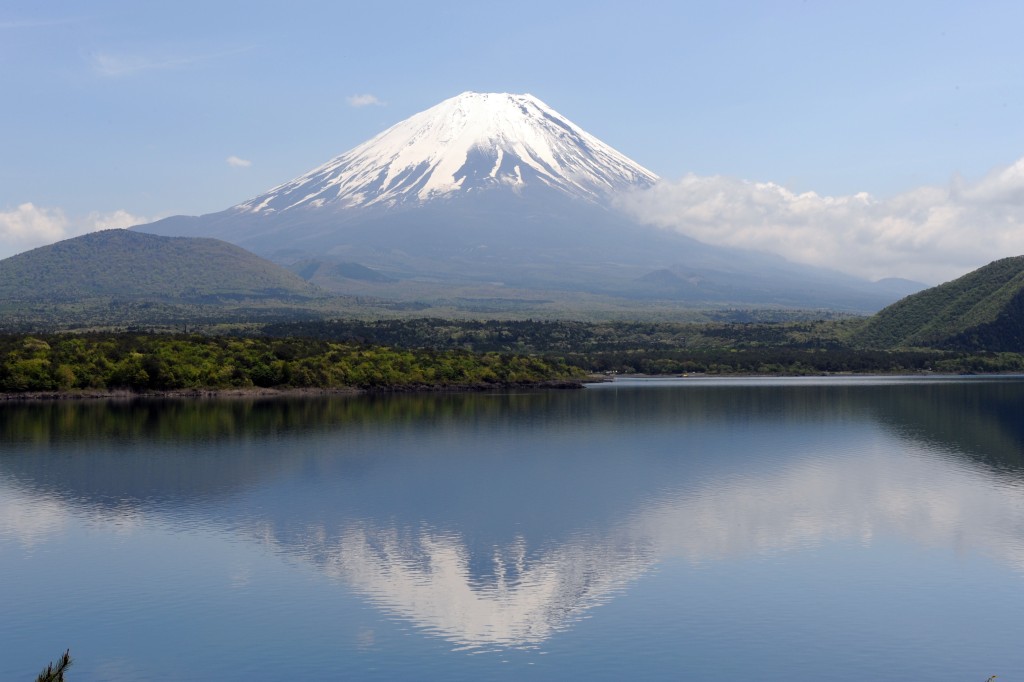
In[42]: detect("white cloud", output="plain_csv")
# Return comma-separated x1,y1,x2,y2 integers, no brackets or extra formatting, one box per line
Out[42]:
85,209,146,231
226,155,252,168
347,93,384,108
617,156,1024,284
0,204,149,259
0,203,69,255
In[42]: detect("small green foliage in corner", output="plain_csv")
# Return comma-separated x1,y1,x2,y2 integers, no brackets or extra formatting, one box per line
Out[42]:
36,649,72,682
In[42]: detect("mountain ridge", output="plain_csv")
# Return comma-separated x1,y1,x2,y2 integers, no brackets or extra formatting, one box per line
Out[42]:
854,255,1024,350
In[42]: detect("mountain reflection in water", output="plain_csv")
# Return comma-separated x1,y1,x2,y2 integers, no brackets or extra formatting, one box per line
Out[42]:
3,377,1024,651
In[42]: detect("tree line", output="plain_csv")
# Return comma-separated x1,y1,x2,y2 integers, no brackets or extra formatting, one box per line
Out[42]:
256,318,1024,376
0,334,584,393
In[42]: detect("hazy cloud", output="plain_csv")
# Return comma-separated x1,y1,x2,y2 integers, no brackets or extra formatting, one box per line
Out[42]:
226,155,252,168
347,93,384,108
0,16,80,29
0,203,148,259
617,156,1024,284
93,52,192,77
92,46,253,77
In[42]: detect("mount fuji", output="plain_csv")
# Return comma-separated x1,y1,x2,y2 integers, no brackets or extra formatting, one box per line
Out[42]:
139,92,920,312
239,91,658,212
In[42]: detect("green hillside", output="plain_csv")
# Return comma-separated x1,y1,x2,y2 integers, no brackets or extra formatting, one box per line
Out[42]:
853,256,1024,350
0,230,320,303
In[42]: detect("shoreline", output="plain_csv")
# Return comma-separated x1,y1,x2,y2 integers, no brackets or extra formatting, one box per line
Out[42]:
0,379,591,403
7,372,1019,403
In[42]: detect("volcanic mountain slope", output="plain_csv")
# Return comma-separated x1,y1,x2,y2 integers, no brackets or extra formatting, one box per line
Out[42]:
140,92,920,312
240,90,659,212
0,229,319,302
854,256,1024,351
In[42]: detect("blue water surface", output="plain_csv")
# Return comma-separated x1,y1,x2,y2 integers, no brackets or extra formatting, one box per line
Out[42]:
2,377,1022,680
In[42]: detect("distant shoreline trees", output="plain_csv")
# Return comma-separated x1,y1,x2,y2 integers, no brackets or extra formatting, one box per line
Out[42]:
3,322,1022,397
0,333,584,394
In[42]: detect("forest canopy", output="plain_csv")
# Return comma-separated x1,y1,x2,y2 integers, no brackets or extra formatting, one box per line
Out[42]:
0,334,584,393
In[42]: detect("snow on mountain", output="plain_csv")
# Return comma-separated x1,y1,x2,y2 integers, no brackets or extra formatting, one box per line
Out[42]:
236,92,659,214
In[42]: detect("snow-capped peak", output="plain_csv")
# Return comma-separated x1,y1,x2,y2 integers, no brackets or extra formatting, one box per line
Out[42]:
237,92,659,214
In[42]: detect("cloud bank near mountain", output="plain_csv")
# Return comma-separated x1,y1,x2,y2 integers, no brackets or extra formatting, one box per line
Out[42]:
0,203,148,258
619,157,1024,285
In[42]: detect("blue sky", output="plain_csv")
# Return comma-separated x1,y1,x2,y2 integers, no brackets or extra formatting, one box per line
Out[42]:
3,1,1024,281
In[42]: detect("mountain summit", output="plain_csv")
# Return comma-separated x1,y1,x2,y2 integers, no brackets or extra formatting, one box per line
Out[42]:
237,92,659,214
139,92,921,312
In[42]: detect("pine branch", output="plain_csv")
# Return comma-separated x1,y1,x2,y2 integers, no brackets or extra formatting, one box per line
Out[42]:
35,649,72,682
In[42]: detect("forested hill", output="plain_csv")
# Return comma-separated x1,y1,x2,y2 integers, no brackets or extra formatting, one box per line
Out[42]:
0,230,320,302
853,256,1024,351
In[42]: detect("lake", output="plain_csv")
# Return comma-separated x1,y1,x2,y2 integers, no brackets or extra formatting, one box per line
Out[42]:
2,376,1023,680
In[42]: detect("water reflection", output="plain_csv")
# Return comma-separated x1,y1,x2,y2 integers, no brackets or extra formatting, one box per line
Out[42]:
3,377,1024,649
319,523,653,648
0,486,67,547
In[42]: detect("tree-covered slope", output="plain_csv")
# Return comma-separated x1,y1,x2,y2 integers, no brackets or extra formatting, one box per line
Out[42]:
0,230,320,302
853,256,1024,350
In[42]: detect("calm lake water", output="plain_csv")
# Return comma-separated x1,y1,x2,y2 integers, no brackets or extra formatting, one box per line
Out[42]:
2,376,1024,680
